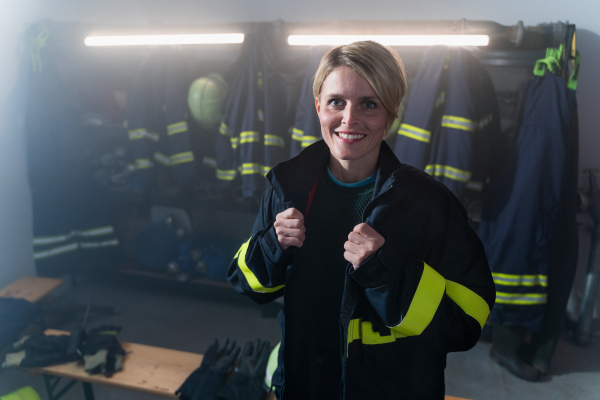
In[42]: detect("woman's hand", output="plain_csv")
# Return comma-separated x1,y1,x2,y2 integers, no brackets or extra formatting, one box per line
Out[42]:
344,223,385,270
273,208,306,251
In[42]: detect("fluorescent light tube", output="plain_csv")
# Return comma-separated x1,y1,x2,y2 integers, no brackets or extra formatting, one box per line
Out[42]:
84,33,245,47
287,34,489,47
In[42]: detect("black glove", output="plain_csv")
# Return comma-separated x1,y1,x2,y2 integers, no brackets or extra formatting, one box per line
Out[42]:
82,325,125,376
176,338,240,400
2,333,79,368
217,339,271,400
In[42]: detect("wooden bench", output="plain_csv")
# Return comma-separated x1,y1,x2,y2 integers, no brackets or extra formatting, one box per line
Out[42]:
26,330,472,400
0,276,63,303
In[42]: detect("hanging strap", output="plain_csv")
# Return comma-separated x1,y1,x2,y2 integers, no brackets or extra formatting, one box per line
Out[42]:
533,44,563,77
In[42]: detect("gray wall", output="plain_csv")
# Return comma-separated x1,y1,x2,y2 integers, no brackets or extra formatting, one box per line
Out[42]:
1,0,599,286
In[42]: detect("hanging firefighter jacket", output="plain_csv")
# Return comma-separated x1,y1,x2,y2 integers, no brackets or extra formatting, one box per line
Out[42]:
477,46,581,331
25,26,121,277
215,29,289,200
125,46,197,191
289,46,329,158
394,46,501,212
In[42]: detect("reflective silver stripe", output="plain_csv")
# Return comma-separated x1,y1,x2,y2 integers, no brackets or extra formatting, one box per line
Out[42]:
154,152,171,166
217,169,237,181
302,136,319,147
171,151,194,165
34,243,78,260
398,123,431,143
264,134,285,147
80,239,120,249
240,163,262,175
425,164,471,182
493,273,548,288
219,122,231,137
441,115,475,132
291,128,303,141
203,157,217,168
495,292,547,305
128,129,159,142
167,121,188,135
240,131,260,144
466,180,484,192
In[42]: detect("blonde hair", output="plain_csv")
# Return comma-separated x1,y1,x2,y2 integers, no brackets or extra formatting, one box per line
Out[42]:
313,41,408,133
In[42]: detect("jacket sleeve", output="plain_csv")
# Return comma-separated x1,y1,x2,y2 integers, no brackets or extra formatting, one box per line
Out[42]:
350,194,495,352
226,187,291,304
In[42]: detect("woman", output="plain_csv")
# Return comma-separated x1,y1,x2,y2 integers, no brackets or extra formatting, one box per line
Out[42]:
227,41,495,399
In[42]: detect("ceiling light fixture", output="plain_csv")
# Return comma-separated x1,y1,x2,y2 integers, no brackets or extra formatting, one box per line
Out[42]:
287,34,489,47
84,33,245,47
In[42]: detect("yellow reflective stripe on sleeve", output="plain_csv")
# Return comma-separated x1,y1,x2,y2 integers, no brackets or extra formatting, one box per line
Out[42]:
217,169,237,181
441,115,475,132
445,280,490,329
171,151,195,165
167,121,188,135
34,243,79,260
302,136,319,147
240,163,263,175
264,134,285,147
154,152,171,166
425,164,471,183
492,273,548,288
135,159,153,169
240,131,260,144
390,262,446,337
203,157,216,169
128,129,159,142
80,239,120,249
262,165,272,176
219,122,231,137
257,109,264,122
291,127,303,141
231,137,240,149
398,123,431,143
236,238,285,293
466,180,484,192
495,292,547,305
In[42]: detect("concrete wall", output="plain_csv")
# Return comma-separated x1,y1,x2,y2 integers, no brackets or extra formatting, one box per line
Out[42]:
1,0,598,286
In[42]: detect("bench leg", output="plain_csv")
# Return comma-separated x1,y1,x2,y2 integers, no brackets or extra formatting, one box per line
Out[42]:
42,375,95,400
82,382,95,400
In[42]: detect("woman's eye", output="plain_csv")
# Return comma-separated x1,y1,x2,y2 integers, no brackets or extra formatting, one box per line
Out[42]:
363,100,377,109
328,98,343,107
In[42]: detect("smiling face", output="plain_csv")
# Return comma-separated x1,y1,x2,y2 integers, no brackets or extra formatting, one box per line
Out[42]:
316,66,390,183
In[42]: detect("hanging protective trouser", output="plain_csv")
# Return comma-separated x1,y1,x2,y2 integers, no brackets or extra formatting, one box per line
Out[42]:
289,46,329,158
216,28,290,200
126,46,197,191
394,46,501,212
25,26,120,277
478,47,580,332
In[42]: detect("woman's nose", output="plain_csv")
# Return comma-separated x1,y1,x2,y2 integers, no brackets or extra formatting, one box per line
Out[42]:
342,105,359,126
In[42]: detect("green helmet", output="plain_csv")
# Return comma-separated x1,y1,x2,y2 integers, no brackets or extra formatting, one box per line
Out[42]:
187,73,228,129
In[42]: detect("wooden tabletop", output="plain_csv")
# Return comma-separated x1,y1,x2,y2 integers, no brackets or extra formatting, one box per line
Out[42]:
0,276,63,303
28,330,203,398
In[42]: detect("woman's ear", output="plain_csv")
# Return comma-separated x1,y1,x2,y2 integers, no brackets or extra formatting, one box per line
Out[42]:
315,96,321,114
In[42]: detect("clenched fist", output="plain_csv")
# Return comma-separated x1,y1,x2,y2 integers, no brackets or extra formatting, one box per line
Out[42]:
344,223,385,270
274,208,306,251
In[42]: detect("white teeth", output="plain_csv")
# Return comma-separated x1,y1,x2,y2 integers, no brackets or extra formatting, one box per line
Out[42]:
338,132,365,140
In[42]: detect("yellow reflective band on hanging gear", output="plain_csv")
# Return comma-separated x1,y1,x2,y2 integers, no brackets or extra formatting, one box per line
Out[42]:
264,134,285,147
492,273,548,288
434,91,445,108
171,151,194,165
425,164,471,182
80,239,120,249
128,129,159,142
567,50,581,91
262,165,272,176
34,243,79,260
203,157,217,168
240,131,261,145
240,163,263,175
291,128,303,142
445,280,490,329
134,158,153,169
216,169,237,181
495,292,547,305
398,123,431,143
302,136,319,147
154,152,171,166
466,180,484,192
235,238,285,293
167,121,188,135
441,115,475,132
257,109,265,122
219,122,231,137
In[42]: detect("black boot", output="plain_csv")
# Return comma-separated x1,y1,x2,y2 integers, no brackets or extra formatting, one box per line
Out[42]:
490,325,540,381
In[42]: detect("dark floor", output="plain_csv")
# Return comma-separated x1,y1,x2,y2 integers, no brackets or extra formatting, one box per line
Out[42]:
1,272,599,399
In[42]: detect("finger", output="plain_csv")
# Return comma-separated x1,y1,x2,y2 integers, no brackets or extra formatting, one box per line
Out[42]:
277,207,304,222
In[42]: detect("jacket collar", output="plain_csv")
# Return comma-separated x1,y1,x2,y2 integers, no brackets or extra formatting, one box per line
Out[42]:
267,139,402,213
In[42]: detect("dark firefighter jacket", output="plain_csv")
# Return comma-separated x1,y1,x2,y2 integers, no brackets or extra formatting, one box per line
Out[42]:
227,140,495,399
477,49,580,331
394,46,501,210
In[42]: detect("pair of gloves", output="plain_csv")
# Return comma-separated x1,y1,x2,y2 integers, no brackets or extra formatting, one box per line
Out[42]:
177,338,271,400
1,325,125,377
